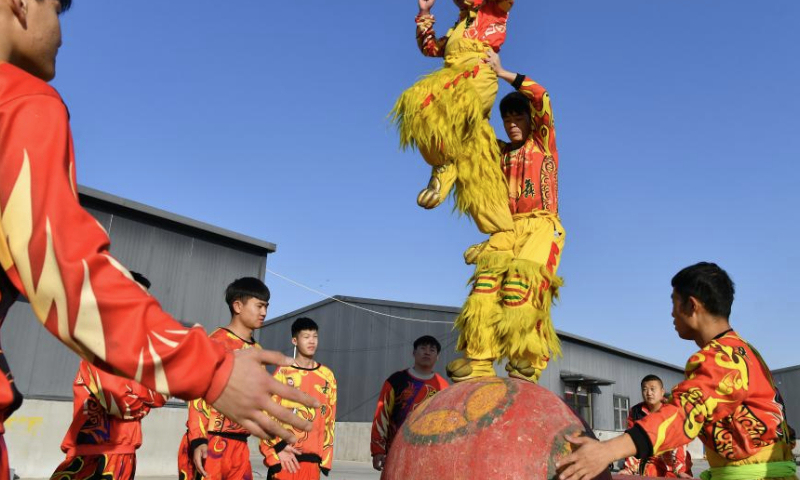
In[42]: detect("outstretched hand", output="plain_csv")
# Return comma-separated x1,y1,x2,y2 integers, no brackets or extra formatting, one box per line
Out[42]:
212,349,321,442
556,434,625,480
419,0,435,14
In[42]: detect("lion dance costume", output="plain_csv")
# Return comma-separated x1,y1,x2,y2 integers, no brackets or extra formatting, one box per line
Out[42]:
393,1,564,383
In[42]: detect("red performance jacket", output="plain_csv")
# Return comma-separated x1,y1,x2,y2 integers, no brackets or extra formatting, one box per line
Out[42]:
371,369,448,457
261,363,337,476
627,331,795,465
60,361,167,456
500,76,559,215
0,63,233,432
416,0,515,57
185,328,259,449
621,402,692,477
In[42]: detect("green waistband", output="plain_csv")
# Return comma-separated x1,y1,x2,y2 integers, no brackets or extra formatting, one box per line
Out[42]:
699,461,797,480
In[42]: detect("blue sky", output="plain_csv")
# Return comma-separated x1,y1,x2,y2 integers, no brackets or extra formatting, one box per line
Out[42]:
53,1,799,369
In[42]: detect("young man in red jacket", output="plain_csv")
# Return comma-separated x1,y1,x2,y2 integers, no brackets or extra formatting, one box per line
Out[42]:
0,2,317,477
557,263,796,480
51,273,168,480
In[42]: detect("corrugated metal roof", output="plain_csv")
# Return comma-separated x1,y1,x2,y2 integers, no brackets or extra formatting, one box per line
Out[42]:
79,185,277,253
264,295,684,372
772,364,800,374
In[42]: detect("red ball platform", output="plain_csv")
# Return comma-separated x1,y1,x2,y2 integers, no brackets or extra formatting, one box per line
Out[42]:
383,376,615,480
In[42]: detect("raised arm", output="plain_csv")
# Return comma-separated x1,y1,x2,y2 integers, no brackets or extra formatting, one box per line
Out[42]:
485,50,557,157
416,0,447,57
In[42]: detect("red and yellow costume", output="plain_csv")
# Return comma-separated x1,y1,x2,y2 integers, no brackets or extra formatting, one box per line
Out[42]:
434,76,564,382
178,328,259,480
627,331,797,480
261,364,337,479
392,0,515,235
370,369,448,458
0,63,233,480
51,361,167,480
620,402,692,477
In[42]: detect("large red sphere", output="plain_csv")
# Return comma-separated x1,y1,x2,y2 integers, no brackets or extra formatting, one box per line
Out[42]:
383,376,612,480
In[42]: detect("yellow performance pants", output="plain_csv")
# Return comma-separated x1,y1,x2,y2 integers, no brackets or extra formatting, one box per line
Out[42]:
455,211,566,370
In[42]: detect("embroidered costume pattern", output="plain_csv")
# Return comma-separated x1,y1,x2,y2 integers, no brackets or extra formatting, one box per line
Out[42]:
620,402,692,477
370,369,448,457
177,329,259,480
51,361,167,480
261,364,337,479
629,331,796,480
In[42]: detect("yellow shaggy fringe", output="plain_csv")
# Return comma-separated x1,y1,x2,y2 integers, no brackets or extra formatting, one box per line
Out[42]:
391,60,485,168
454,251,512,361
498,259,564,361
454,120,508,223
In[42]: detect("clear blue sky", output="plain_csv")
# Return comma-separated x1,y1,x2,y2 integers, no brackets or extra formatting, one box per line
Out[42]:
53,1,799,369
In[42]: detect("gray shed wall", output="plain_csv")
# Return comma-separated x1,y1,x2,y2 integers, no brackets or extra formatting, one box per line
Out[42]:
2,194,270,400
259,298,686,430
773,367,800,430
538,342,685,431
259,299,462,423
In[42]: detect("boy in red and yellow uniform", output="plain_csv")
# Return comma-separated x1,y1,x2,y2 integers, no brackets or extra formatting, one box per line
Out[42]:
177,278,269,480
619,375,692,478
262,318,337,480
370,336,448,472
558,263,797,480
51,273,167,480
0,3,317,476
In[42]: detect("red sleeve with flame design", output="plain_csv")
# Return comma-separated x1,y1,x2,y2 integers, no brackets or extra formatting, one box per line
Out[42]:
79,361,167,420
415,14,447,57
517,77,559,212
186,397,211,444
370,380,395,456
0,89,233,402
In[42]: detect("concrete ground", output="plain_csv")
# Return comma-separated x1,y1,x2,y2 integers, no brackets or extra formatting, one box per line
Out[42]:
21,457,711,480
250,458,379,480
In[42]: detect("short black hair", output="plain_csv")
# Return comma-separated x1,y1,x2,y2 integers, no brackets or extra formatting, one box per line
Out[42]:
129,271,151,290
291,317,318,337
672,262,735,319
641,374,663,388
225,277,270,315
413,335,441,353
499,91,531,118
39,0,72,13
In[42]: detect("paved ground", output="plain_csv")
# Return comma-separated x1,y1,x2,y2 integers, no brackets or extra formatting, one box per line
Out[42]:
23,458,711,480
251,459,379,480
